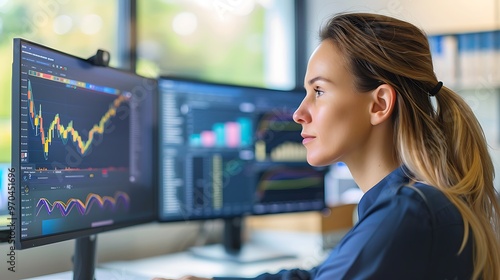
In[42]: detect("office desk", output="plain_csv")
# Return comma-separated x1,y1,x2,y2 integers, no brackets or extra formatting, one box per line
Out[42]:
102,249,321,279
103,230,328,279
25,230,328,280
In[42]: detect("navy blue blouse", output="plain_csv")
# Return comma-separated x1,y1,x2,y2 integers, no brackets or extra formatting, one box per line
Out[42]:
214,166,473,280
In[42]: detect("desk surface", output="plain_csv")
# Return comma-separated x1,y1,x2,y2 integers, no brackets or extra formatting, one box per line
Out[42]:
103,249,315,279
25,230,328,280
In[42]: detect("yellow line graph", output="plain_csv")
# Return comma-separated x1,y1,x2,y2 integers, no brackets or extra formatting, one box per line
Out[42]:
28,80,128,160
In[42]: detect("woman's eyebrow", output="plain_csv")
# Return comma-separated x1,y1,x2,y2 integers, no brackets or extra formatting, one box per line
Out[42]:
306,76,333,86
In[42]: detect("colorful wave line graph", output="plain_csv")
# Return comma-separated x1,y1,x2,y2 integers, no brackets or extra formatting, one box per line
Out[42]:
27,79,128,160
36,191,131,216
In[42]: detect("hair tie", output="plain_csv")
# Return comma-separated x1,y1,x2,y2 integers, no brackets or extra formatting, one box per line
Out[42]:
428,81,443,97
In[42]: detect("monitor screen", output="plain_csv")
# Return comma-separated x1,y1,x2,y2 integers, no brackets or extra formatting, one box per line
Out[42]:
157,77,326,223
11,39,157,250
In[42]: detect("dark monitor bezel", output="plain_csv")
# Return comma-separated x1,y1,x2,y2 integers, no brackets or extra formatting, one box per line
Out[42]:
11,38,158,249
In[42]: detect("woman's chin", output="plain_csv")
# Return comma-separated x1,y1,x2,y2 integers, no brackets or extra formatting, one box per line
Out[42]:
306,156,332,167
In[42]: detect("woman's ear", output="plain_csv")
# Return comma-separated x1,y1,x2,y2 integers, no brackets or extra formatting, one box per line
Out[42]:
369,84,396,126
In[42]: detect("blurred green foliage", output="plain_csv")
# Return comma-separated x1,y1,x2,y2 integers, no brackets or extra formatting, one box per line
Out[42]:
0,0,117,163
137,1,266,86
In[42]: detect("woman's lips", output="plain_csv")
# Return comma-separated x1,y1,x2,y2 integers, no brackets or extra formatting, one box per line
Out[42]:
302,138,314,144
301,134,315,144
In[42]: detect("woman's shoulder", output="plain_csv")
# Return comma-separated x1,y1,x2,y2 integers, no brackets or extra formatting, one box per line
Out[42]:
378,179,451,206
381,182,463,227
397,183,454,209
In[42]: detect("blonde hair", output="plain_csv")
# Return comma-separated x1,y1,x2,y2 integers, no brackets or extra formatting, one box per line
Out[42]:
319,12,500,279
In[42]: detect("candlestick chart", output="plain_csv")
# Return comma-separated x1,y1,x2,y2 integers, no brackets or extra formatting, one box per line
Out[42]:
26,79,130,169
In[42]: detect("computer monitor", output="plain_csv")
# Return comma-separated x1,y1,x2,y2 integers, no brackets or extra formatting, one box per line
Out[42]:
11,38,156,279
157,77,326,261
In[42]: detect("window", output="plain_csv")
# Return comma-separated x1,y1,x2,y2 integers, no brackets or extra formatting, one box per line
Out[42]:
137,0,296,90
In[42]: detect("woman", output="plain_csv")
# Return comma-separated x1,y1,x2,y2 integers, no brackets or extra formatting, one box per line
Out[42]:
154,12,500,280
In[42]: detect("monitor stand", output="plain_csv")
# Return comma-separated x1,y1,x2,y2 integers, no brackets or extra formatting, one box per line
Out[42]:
72,235,97,280
189,217,296,263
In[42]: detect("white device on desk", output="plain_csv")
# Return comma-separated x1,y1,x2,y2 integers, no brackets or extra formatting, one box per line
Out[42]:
23,268,151,280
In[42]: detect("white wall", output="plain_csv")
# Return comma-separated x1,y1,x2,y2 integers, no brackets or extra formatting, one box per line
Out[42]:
305,0,500,56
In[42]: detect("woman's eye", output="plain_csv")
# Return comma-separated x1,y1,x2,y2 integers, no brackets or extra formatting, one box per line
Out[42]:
314,89,324,97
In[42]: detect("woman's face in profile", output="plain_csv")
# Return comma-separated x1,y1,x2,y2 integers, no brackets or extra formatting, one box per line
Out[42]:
293,39,373,166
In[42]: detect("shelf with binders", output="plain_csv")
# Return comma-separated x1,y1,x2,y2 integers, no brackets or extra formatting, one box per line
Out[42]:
428,30,500,91
429,31,500,150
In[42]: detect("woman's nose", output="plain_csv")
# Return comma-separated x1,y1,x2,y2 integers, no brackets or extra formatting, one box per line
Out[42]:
293,101,310,124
